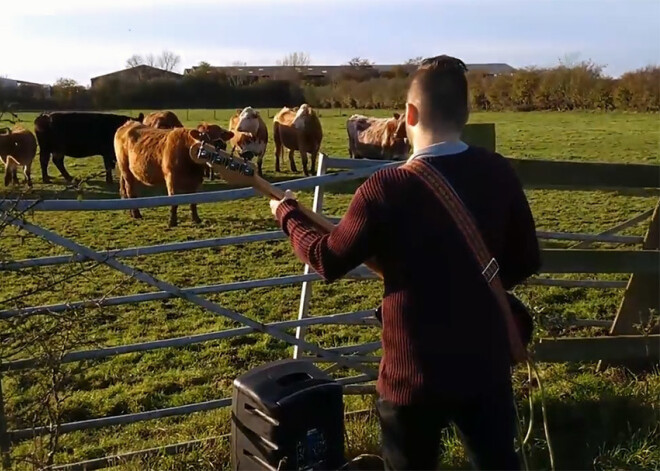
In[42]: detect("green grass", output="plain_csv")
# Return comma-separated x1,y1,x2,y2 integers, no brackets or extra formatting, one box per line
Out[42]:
1,110,659,470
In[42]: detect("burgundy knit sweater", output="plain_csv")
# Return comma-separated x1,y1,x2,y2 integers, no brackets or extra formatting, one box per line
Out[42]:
276,146,540,405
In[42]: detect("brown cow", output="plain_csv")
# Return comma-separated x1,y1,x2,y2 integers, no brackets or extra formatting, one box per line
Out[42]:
114,122,233,227
347,113,409,160
143,111,184,129
273,104,323,176
0,126,38,187
228,107,268,176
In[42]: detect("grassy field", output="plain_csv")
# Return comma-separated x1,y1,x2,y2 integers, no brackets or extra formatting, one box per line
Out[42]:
1,109,659,470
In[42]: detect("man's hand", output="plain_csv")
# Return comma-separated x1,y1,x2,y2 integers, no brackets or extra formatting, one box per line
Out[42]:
270,189,296,217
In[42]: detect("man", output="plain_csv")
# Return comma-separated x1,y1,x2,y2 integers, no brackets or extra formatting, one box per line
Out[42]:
269,55,540,470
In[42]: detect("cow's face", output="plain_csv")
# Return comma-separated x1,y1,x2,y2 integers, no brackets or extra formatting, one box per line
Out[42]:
292,104,312,130
237,107,260,134
385,114,410,160
196,123,234,149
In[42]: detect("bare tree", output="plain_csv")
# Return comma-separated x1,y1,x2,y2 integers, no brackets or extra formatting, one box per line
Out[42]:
53,78,79,88
347,57,373,67
277,52,311,67
125,51,180,72
405,56,424,66
125,54,144,68
158,50,181,72
145,53,157,68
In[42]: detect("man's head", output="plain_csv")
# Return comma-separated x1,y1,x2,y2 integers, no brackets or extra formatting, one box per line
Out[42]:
405,55,469,148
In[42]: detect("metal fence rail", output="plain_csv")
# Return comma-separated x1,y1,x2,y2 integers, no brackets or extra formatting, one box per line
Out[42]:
1,151,658,470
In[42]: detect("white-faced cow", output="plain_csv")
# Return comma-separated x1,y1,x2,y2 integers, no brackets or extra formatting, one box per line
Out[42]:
273,104,323,176
228,107,268,176
347,113,409,160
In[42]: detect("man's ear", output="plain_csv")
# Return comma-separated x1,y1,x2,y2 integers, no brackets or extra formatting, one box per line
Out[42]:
405,103,418,127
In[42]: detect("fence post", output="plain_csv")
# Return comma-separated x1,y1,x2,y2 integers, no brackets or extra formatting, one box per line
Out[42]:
213,109,217,120
597,199,660,371
293,153,328,359
609,200,659,334
0,370,11,469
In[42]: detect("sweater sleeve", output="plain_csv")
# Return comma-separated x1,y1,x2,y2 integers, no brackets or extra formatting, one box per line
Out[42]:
275,185,378,282
499,169,542,290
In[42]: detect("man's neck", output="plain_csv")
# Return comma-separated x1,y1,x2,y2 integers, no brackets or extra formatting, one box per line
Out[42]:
412,130,462,152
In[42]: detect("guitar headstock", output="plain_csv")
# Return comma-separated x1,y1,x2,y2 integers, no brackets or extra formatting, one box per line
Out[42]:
190,143,258,186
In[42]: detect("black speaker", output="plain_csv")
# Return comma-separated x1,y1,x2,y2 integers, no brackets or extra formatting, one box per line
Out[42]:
231,359,346,470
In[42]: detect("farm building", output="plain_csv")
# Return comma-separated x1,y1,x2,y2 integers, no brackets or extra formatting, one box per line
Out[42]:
0,77,52,97
183,63,515,82
90,65,183,88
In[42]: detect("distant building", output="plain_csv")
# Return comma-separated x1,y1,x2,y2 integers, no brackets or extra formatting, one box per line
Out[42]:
90,65,183,88
0,77,52,97
183,63,515,81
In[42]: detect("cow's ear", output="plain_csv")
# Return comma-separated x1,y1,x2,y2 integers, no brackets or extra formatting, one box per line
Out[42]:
138,113,145,122
223,130,235,140
392,112,400,120
190,129,203,141
236,109,241,114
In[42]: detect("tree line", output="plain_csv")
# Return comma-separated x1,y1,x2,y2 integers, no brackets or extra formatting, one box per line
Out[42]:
1,59,657,113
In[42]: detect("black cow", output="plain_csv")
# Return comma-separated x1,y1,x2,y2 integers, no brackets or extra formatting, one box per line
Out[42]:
34,111,144,184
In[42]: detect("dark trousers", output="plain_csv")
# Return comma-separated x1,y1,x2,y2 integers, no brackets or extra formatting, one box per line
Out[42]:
376,382,520,470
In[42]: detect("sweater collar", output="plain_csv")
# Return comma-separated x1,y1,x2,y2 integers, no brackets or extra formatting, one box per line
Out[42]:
409,140,469,160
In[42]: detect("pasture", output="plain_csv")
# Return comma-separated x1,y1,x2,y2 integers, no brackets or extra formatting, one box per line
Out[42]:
1,109,659,470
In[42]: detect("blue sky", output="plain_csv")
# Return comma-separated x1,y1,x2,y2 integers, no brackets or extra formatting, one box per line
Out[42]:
2,0,658,86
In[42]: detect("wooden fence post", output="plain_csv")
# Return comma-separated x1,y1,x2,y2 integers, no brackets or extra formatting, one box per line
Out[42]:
598,199,660,370
609,199,659,335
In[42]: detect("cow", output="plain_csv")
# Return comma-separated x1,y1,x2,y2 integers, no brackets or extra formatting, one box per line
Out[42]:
34,111,144,184
228,107,268,176
143,111,183,129
114,122,233,227
196,122,237,180
0,126,37,187
347,113,410,160
273,104,323,176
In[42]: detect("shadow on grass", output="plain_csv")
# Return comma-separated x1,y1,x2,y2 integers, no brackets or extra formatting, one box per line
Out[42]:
342,393,659,471
524,395,659,470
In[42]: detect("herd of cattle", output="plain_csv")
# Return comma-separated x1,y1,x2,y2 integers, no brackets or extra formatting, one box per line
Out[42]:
0,106,410,225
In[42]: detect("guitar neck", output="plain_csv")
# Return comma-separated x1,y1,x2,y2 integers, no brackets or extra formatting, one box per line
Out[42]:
197,145,382,279
250,175,383,278
251,176,335,232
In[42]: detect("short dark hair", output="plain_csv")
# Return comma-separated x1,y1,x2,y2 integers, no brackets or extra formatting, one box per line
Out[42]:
408,55,469,130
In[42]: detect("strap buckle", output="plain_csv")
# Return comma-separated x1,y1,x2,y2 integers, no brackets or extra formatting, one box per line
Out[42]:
482,258,500,283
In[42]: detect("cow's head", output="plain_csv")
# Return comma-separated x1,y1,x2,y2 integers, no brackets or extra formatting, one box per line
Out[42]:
382,113,409,160
196,122,234,150
292,104,314,130
236,107,261,134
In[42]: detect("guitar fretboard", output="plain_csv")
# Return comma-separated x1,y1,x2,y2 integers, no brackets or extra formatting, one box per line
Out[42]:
198,148,255,177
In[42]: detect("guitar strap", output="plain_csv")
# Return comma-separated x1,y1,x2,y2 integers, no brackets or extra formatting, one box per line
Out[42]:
403,157,528,364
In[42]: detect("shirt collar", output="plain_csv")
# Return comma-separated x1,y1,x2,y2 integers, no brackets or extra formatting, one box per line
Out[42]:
409,140,468,160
